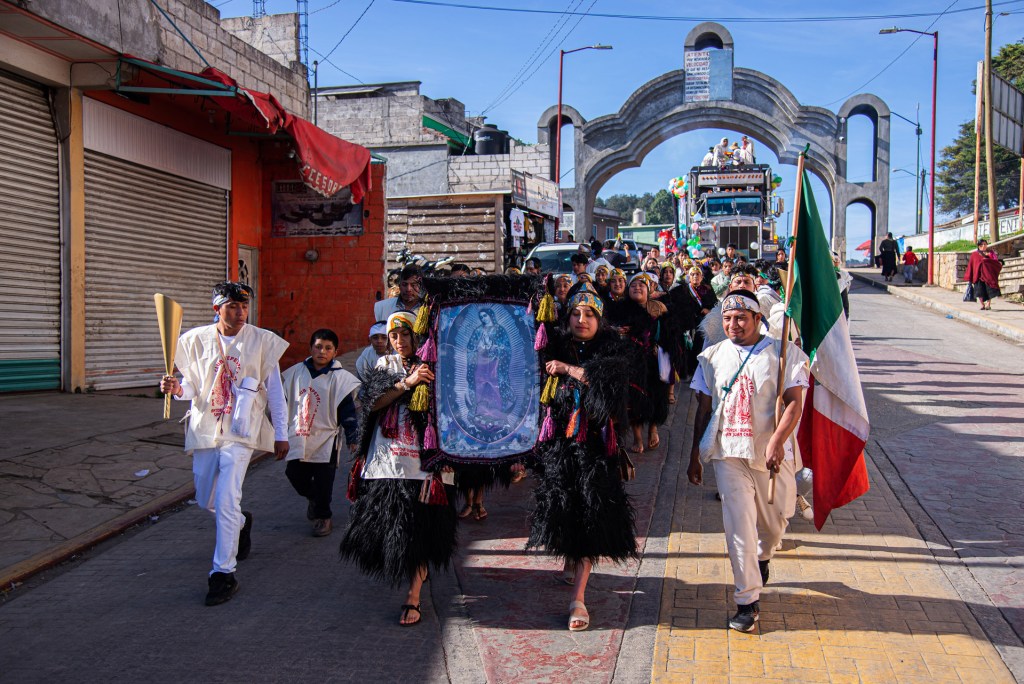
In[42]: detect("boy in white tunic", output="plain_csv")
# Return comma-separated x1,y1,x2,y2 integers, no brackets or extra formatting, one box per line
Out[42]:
686,289,808,632
159,282,289,606
355,322,389,385
281,329,361,537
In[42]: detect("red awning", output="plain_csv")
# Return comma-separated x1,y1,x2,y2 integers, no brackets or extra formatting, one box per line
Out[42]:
123,59,371,201
855,240,872,252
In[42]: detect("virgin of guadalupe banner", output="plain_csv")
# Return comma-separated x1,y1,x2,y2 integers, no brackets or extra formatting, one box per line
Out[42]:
419,275,544,467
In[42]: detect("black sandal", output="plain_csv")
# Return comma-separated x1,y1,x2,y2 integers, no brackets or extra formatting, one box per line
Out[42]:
399,603,421,626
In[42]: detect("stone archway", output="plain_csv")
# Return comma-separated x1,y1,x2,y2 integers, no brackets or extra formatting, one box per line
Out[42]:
536,22,889,258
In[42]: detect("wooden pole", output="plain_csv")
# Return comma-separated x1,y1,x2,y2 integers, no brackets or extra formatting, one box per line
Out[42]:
1019,157,1023,234
974,61,984,243
770,146,808,503
985,0,1000,242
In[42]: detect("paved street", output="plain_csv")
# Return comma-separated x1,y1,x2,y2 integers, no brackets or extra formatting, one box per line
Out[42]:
2,284,1024,682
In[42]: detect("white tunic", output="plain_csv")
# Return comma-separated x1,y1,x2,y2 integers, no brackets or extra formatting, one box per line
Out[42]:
355,345,385,385
282,360,361,463
175,323,289,454
692,337,808,471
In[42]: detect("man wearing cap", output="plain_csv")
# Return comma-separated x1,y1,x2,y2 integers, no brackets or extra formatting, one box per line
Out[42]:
701,146,715,166
713,137,731,166
159,281,289,606
374,264,425,322
686,289,808,633
356,321,389,385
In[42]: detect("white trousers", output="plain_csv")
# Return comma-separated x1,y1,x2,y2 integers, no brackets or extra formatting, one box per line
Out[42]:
193,442,253,575
713,457,796,606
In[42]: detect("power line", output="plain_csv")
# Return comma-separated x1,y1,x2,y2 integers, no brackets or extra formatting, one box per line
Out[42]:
391,0,1024,24
321,0,376,61
311,0,345,14
309,46,365,83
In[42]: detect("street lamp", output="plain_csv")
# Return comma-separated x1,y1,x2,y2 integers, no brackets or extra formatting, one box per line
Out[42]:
891,108,923,234
555,44,612,242
880,26,938,285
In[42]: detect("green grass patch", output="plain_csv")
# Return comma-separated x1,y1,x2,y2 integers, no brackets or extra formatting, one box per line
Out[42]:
934,240,979,253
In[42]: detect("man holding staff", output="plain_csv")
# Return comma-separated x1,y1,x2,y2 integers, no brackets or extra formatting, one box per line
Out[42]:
159,281,289,606
686,289,808,632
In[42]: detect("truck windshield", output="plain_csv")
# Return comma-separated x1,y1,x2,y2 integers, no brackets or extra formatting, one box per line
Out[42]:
705,196,762,217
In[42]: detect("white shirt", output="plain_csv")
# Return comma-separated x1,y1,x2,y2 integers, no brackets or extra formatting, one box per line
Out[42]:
373,296,422,324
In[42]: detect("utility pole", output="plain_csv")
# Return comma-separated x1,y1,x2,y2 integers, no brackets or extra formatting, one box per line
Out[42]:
985,0,1000,242
974,61,983,243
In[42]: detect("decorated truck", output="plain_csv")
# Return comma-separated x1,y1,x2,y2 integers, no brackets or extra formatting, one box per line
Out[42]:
675,163,784,259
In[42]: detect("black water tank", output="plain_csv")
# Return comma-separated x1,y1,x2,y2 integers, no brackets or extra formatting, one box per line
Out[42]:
474,124,507,155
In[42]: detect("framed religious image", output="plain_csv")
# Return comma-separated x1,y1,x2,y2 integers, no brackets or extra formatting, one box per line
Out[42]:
419,275,544,467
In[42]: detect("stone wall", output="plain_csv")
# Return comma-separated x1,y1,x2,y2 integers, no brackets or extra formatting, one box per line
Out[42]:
25,0,308,116
221,13,300,69
317,91,453,148
448,141,550,193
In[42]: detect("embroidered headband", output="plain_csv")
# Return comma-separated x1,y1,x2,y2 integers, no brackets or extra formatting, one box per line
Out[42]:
721,291,760,313
387,311,417,333
629,272,655,290
567,290,604,316
575,272,593,284
211,281,254,307
610,268,626,281
369,322,387,337
594,264,610,275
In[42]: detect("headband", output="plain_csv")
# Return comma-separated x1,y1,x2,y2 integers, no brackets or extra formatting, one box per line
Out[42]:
555,273,575,285
387,311,416,333
212,282,253,307
567,290,604,316
369,322,387,337
629,272,655,290
575,272,593,283
595,264,610,275
609,268,626,281
721,292,760,313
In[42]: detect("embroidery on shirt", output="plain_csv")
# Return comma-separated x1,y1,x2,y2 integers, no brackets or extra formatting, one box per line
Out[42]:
297,386,321,436
722,375,755,438
211,355,241,418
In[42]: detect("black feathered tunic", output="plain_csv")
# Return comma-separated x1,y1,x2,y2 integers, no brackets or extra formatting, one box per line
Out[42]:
527,328,637,564
339,359,457,586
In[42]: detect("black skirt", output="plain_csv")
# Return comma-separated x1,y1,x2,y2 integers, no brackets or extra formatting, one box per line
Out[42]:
527,438,637,564
339,478,457,586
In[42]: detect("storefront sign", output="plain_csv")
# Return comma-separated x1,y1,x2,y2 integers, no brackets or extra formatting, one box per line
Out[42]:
509,207,525,237
271,180,363,237
684,49,733,103
511,170,528,205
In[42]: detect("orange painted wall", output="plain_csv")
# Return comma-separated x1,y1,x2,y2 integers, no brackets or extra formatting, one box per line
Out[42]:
84,90,264,279
261,162,387,368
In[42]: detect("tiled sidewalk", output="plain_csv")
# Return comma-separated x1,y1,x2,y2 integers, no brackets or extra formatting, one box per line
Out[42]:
651,402,1014,683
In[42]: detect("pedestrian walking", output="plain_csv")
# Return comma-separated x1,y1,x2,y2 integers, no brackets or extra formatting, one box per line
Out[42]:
965,239,1003,311
159,281,289,606
339,311,456,627
901,246,919,284
622,273,671,453
878,233,901,282
687,290,809,632
281,329,361,538
528,287,637,632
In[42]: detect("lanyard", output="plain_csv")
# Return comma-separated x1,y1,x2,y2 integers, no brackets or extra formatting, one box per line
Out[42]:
720,336,764,396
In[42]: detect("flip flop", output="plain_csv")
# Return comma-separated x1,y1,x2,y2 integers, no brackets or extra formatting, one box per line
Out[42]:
554,571,575,586
473,504,488,521
399,603,421,626
630,443,645,454
568,600,590,631
457,504,474,519
647,434,660,450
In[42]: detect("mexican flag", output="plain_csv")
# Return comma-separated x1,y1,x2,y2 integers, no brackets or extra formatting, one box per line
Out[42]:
787,169,870,530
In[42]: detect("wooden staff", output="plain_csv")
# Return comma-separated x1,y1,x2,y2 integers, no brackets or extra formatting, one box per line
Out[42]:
154,293,183,419
769,145,809,504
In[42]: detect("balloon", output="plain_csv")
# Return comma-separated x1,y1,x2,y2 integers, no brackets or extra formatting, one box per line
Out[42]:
750,241,760,251
717,247,726,256
694,250,704,258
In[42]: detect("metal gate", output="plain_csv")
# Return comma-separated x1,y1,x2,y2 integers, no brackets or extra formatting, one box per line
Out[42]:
84,151,227,389
0,71,61,392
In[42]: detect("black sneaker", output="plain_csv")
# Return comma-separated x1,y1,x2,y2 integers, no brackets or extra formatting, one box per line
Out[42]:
205,571,239,606
728,601,760,632
759,559,770,586
237,511,253,561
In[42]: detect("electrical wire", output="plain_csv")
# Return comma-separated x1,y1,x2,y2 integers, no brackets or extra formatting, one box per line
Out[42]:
309,46,365,83
321,0,376,61
391,0,1024,24
311,0,346,14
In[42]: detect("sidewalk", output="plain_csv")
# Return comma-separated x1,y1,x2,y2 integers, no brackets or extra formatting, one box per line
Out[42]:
0,349,362,590
850,267,1024,344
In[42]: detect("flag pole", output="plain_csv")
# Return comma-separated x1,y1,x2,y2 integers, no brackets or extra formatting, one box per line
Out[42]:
769,144,809,503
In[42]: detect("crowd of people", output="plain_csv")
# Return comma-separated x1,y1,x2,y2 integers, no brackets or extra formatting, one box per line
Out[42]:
160,241,847,633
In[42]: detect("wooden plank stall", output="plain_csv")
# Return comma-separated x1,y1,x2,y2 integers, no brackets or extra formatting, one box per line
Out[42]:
386,193,504,274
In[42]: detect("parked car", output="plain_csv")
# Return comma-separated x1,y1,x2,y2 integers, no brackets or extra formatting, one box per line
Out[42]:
525,243,591,274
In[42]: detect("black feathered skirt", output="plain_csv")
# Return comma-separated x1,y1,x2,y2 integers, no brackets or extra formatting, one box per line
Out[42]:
527,438,637,564
454,462,515,495
339,478,457,586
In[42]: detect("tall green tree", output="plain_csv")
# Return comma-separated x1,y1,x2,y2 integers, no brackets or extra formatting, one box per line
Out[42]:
596,189,677,224
936,40,1024,216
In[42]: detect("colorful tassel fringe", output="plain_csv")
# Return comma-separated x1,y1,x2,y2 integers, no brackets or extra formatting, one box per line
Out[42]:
413,296,430,335
534,322,548,350
418,473,448,506
424,423,438,450
417,335,437,362
538,407,555,441
540,375,560,405
575,414,588,443
409,383,430,412
380,403,399,438
604,419,618,455
565,389,581,439
535,293,556,323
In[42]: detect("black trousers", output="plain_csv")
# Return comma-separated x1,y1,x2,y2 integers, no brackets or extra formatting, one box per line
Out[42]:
285,460,337,519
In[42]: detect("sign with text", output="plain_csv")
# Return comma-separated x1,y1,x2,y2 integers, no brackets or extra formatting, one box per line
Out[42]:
697,172,765,187
271,180,363,237
684,49,733,103
988,61,1024,155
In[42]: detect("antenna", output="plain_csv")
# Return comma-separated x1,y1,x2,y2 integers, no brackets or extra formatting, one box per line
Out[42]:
297,0,309,70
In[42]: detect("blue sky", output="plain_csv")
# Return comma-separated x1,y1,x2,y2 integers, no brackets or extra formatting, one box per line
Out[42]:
220,0,1024,258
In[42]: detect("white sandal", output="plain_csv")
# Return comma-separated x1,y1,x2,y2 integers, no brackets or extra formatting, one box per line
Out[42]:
568,600,590,631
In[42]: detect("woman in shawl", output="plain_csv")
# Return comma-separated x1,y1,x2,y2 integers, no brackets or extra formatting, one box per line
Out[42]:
965,239,1004,311
529,287,636,632
670,266,718,374
878,232,901,282
601,268,630,328
621,273,671,453
339,311,456,627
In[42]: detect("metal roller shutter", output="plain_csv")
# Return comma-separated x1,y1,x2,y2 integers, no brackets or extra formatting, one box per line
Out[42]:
0,71,61,392
84,150,227,390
